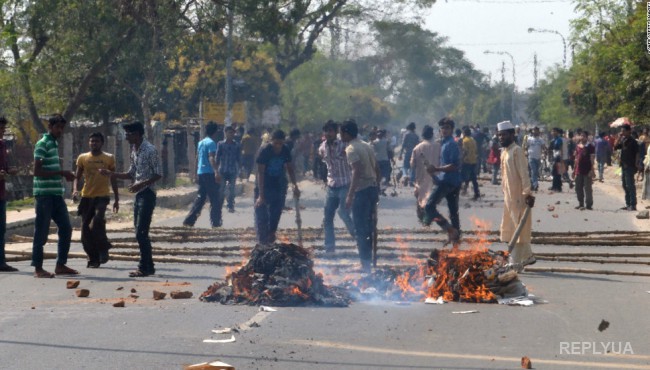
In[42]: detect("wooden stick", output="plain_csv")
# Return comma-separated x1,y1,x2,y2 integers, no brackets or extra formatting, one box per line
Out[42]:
525,267,650,277
536,256,650,265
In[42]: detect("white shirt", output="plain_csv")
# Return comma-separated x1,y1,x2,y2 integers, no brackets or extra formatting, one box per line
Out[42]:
526,136,544,160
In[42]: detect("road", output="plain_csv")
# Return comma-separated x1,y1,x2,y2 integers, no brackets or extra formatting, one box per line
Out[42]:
0,169,649,369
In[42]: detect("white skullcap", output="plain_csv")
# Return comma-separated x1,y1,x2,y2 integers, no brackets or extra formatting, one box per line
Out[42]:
497,120,515,131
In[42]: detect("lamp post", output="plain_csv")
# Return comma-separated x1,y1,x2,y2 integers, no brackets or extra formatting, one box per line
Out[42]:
484,50,516,124
527,27,567,69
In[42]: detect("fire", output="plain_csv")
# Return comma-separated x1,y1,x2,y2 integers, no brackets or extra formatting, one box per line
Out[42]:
289,286,309,299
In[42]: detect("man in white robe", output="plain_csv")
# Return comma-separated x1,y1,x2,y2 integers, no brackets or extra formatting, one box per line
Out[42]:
410,125,440,223
497,121,536,271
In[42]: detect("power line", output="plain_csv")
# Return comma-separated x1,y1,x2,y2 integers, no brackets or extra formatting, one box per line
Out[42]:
454,40,561,46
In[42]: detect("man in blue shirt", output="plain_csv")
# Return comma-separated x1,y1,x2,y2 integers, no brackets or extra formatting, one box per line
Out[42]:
217,126,241,213
423,117,462,244
183,122,222,228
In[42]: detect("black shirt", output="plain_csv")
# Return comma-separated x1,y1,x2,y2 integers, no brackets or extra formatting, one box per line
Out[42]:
256,143,292,190
615,136,639,169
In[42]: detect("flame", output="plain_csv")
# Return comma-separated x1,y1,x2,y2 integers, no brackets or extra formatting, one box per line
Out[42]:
289,285,309,299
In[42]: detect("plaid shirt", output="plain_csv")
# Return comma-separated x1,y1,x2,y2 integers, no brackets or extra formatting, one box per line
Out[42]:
216,140,241,175
127,139,161,193
319,139,352,188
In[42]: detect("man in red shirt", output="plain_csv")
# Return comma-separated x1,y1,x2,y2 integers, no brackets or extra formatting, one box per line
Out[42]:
0,117,18,272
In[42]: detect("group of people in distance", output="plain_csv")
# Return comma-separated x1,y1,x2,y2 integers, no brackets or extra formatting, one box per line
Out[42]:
0,114,544,278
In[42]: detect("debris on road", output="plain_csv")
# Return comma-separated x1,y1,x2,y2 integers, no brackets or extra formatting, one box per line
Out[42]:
521,356,532,369
131,288,137,293
129,294,139,299
184,360,235,369
203,335,236,344
598,319,610,332
452,310,479,314
636,210,649,219
153,290,166,300
116,286,124,291
170,290,193,299
211,328,232,334
66,280,80,289
424,296,445,304
113,300,125,308
259,306,277,312
547,205,555,212
200,243,350,307
75,289,90,298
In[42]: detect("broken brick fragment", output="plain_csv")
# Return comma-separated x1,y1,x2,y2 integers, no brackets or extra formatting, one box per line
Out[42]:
170,291,193,299
131,288,137,293
75,289,90,298
521,356,532,369
153,290,166,300
113,300,125,308
66,280,80,289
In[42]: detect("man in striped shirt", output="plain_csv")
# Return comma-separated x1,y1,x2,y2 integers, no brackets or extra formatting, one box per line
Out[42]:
32,114,78,278
318,120,355,254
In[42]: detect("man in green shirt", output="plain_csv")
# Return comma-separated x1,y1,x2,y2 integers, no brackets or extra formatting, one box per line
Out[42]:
32,114,78,278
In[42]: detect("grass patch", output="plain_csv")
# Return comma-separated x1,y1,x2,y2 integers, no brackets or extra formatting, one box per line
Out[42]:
7,197,35,211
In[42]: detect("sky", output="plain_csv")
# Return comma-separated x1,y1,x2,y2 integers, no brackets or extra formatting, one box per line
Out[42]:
423,0,576,91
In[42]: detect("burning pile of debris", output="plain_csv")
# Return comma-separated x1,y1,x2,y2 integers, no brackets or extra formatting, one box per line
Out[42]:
345,248,527,303
201,243,350,307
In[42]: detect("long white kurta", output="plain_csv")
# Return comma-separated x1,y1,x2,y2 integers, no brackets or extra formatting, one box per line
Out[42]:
410,139,441,208
500,142,534,264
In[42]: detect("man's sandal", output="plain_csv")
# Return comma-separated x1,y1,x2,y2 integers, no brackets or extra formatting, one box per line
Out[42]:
34,270,55,278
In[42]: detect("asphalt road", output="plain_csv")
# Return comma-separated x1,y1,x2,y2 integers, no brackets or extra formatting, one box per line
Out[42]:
1,170,649,370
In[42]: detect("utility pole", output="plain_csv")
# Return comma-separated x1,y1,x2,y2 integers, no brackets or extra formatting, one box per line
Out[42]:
533,53,538,90
224,0,234,126
500,61,506,120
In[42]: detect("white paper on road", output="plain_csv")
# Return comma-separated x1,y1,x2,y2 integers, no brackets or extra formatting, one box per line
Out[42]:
498,296,534,306
425,296,445,305
260,306,277,312
211,328,232,334
452,310,479,314
203,335,236,343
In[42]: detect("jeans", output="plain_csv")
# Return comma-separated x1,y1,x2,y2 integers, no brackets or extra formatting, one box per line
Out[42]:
575,174,593,208
461,163,479,197
378,160,391,185
528,158,541,190
78,196,111,263
491,163,500,184
241,155,255,179
134,188,156,273
254,186,287,244
424,182,461,232
0,200,5,265
219,172,237,210
551,158,562,191
323,185,355,252
184,173,221,227
597,160,605,180
403,152,413,180
622,167,637,207
31,195,72,269
352,186,378,266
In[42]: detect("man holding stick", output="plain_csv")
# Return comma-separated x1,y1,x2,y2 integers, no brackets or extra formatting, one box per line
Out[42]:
497,121,536,271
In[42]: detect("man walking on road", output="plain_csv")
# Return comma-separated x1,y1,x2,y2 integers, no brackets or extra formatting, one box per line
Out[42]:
240,128,261,181
497,121,536,271
101,122,162,277
73,132,119,268
614,124,640,211
422,117,462,244
31,114,78,278
461,126,480,200
399,122,419,186
525,127,545,192
0,117,19,272
319,121,355,254
410,125,440,223
594,132,611,182
573,131,595,210
341,120,379,272
217,126,241,213
183,122,222,228
254,130,300,244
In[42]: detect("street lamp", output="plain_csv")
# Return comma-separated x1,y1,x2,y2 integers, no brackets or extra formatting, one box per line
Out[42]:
528,27,567,69
484,50,516,124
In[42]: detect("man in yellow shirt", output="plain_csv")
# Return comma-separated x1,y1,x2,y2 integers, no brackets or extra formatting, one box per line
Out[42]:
73,132,119,268
461,127,480,200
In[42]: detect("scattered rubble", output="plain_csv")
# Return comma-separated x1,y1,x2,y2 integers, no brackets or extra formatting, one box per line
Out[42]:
184,360,235,369
131,288,137,293
636,210,649,219
170,291,193,299
116,286,124,291
75,289,90,298
129,294,139,299
113,300,125,308
66,280,80,289
201,243,350,307
521,356,532,369
598,319,610,332
153,290,167,300
547,205,555,212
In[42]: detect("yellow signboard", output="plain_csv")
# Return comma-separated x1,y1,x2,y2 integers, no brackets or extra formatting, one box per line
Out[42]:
203,101,246,123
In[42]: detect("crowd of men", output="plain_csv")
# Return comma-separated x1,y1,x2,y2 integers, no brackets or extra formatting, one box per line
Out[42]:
0,114,645,277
